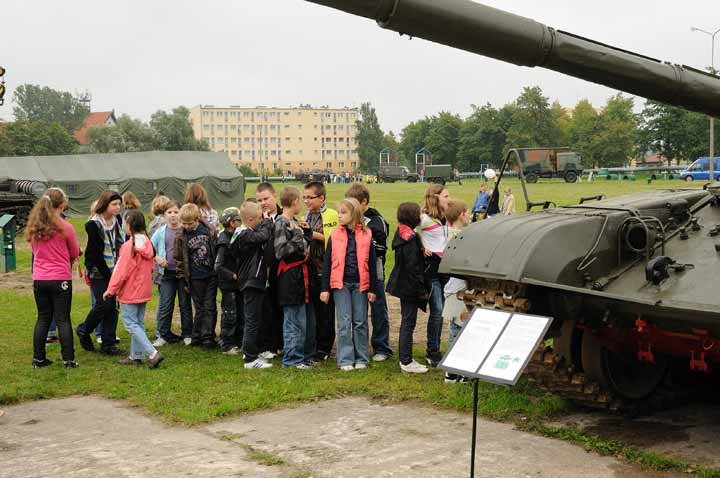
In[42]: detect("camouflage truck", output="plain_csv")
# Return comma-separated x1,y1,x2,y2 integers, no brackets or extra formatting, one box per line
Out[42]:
424,164,460,185
519,148,584,183
378,164,418,182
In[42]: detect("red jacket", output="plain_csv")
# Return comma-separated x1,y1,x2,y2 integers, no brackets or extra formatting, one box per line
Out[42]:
328,225,372,292
106,234,155,304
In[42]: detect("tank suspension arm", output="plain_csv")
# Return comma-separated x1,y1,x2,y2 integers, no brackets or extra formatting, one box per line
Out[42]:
308,0,720,117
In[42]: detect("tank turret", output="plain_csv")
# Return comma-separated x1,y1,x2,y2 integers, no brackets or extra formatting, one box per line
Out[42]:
307,0,720,117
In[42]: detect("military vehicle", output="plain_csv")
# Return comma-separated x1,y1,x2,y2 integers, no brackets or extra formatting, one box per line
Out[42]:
295,170,332,183
519,148,584,183
424,164,460,185
378,164,417,183
0,179,46,231
306,0,720,411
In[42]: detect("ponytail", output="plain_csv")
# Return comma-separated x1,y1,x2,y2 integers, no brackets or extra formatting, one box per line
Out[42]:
25,188,67,243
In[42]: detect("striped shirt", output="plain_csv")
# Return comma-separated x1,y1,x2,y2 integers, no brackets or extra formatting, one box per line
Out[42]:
417,213,449,256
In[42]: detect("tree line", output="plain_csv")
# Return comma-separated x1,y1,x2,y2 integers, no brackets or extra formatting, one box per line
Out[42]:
0,84,207,157
356,86,719,173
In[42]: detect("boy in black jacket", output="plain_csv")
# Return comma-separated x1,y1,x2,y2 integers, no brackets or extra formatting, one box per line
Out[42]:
233,201,274,369
214,207,244,355
345,183,393,361
386,202,430,374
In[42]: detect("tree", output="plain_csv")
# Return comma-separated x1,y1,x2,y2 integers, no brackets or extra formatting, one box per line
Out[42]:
383,131,399,151
505,86,563,149
0,121,77,156
150,106,208,151
355,102,385,174
13,84,89,132
568,99,601,167
399,118,432,167
594,94,637,167
86,115,158,153
456,103,510,171
424,112,463,166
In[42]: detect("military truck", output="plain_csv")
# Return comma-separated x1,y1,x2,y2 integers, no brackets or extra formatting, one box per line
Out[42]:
424,164,459,185
518,148,583,183
378,164,418,183
295,170,331,183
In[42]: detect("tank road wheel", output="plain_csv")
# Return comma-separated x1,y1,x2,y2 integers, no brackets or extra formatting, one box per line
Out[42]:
580,332,669,401
564,171,578,183
525,173,538,184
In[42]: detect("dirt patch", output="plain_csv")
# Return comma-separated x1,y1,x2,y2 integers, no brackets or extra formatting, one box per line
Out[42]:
0,270,89,295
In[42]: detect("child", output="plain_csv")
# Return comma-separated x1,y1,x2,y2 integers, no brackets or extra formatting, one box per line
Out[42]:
151,200,191,346
27,188,81,369
320,198,377,371
344,183,393,362
234,202,274,369
214,207,244,355
442,199,472,383
274,186,315,369
148,195,170,238
502,187,516,215
418,184,451,367
184,183,219,236
122,191,141,221
175,203,217,349
303,181,338,361
471,183,490,222
76,191,125,355
386,202,429,374
103,210,164,368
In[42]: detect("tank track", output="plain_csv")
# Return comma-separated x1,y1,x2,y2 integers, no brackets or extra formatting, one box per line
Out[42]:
461,289,681,415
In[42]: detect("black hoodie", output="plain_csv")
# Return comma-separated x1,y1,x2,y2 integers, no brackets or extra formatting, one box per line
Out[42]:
364,207,389,263
386,225,429,308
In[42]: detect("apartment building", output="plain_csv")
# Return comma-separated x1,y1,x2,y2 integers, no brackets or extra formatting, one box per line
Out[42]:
189,105,359,175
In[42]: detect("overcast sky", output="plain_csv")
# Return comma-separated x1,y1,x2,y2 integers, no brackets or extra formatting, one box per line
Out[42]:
1,0,718,132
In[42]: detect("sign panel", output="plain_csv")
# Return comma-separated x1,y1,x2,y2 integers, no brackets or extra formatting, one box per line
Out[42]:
440,307,553,386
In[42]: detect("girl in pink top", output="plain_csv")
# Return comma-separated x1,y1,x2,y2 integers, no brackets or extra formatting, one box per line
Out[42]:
27,188,80,369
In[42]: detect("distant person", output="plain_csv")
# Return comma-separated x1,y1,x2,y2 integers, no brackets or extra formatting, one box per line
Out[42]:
471,183,490,222
418,184,451,367
345,183,393,362
76,191,125,356
320,198,377,371
121,191,141,221
502,186,516,215
441,199,471,383
151,200,190,346
27,188,81,369
148,195,171,238
214,207,244,356
103,210,164,368
386,202,429,374
274,186,315,369
175,203,217,349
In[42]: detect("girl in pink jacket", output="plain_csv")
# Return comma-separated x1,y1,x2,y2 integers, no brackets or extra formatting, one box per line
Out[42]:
104,210,164,368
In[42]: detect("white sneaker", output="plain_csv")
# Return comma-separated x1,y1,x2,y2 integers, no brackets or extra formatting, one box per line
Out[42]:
244,359,272,369
340,365,354,372
295,363,313,370
400,360,429,374
152,337,168,348
372,353,389,362
259,350,276,360
223,346,242,356
354,363,368,370
96,337,102,344
183,338,192,346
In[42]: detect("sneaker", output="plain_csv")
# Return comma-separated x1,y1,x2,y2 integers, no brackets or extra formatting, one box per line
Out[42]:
223,346,242,356
31,358,53,368
46,336,60,344
400,360,429,374
340,365,354,372
444,372,460,383
100,346,124,356
118,357,143,366
147,351,164,369
64,360,79,369
96,337,102,344
152,337,168,348
259,350,276,360
425,351,443,368
183,337,192,346
354,363,368,370
244,359,272,369
372,353,389,362
295,363,313,370
76,327,94,352
305,358,319,366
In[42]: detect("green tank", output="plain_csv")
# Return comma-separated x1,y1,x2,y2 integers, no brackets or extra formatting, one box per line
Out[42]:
306,0,720,411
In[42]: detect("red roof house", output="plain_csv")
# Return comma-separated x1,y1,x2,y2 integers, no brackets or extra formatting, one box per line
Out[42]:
74,111,117,144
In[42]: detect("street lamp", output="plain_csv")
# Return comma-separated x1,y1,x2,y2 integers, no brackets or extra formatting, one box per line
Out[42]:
691,26,719,181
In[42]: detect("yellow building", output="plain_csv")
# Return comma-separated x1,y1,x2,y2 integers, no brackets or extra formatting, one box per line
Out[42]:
189,105,359,175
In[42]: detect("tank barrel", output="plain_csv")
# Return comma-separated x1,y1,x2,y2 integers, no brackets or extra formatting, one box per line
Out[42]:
307,0,720,117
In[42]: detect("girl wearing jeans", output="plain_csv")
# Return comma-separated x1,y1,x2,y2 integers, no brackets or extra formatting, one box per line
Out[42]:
104,210,164,368
27,188,81,369
320,198,377,371
418,184,450,367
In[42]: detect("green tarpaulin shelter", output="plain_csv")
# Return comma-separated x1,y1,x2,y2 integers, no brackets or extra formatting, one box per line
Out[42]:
0,151,245,215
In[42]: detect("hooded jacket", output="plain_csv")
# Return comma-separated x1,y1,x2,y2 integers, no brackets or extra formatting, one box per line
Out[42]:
234,218,274,291
105,233,155,304
174,219,216,289
84,215,125,280
214,229,241,291
386,225,429,307
364,207,389,263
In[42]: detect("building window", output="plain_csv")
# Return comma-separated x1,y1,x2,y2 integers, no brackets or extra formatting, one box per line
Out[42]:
351,162,357,168
326,162,332,168
285,137,290,141
285,124,290,129
285,150,291,154
339,162,345,168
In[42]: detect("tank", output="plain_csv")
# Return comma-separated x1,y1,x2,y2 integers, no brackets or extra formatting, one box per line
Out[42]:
306,0,720,411
0,179,46,231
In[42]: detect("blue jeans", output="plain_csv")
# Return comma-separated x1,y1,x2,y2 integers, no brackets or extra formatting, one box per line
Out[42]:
333,282,369,367
369,278,393,356
156,270,192,339
448,321,462,349
282,303,315,367
427,277,445,354
120,302,156,360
